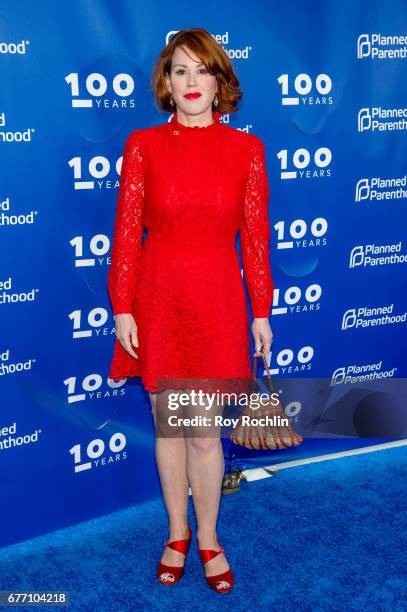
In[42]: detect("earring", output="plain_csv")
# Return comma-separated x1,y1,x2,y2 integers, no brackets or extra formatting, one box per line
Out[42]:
213,95,218,107
170,94,174,106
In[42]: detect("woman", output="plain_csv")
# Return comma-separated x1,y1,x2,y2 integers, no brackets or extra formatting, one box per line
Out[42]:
107,28,274,593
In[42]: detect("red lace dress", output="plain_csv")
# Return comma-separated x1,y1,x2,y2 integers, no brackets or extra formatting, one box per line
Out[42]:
107,110,274,393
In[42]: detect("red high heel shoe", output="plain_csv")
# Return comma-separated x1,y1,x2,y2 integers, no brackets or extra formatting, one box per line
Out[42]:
198,545,234,593
156,525,192,585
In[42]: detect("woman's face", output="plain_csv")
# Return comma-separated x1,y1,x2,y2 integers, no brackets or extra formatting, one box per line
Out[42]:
165,45,217,118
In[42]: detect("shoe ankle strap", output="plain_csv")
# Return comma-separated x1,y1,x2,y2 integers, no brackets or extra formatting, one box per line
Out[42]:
165,539,190,554
199,547,224,564
163,526,192,554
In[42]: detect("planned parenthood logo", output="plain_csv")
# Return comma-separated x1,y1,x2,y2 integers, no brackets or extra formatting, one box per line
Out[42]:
349,242,406,268
357,107,407,132
355,176,407,202
166,30,252,60
331,361,397,385
341,305,406,331
357,34,407,59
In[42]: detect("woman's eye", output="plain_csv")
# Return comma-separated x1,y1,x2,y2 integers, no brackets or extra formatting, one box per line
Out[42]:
174,69,208,75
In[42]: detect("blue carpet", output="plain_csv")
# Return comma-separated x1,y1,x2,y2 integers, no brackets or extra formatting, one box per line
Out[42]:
0,445,406,611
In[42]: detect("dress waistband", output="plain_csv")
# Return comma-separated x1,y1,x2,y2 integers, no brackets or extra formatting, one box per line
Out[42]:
145,230,236,251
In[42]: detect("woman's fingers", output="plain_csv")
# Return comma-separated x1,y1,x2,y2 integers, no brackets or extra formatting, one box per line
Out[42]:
115,315,139,359
253,335,262,355
253,332,263,355
253,329,273,356
122,333,139,359
131,326,139,349
262,339,272,355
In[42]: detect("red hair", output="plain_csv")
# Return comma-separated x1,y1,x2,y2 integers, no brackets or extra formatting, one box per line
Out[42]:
151,27,243,115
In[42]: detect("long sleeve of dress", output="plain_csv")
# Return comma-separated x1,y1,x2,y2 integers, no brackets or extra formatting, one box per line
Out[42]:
107,130,145,315
240,136,274,318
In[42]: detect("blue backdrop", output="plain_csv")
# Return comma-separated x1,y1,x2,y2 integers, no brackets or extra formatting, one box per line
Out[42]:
1,0,406,547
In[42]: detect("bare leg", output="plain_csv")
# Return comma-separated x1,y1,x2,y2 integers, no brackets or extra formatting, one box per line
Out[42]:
184,394,231,585
149,391,190,580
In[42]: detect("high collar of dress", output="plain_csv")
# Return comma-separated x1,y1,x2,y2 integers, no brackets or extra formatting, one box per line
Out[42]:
170,110,222,133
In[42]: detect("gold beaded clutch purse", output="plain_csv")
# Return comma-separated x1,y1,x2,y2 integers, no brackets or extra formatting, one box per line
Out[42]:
230,349,303,450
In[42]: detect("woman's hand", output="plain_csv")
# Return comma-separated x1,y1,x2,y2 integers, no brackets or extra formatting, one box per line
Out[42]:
114,313,139,359
252,317,273,356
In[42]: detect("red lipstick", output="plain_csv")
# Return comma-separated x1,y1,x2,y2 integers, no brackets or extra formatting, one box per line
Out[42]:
184,92,201,99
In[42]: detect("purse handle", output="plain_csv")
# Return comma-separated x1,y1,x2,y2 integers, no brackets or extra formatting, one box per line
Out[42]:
252,349,274,394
